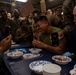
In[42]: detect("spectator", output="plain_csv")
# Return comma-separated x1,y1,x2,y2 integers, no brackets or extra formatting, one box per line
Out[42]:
53,7,64,29
46,9,52,16
14,19,33,44
59,0,76,37
11,9,24,40
7,12,12,19
0,9,12,37
66,5,76,55
55,7,63,20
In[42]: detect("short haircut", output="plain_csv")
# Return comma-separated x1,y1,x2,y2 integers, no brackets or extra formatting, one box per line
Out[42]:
36,15,48,23
20,19,27,26
0,9,7,13
55,7,62,11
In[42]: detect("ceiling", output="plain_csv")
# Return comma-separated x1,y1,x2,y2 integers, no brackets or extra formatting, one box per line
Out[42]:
0,0,64,10
28,0,64,10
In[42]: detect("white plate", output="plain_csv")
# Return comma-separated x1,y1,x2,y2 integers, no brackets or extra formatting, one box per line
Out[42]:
7,51,23,59
43,64,61,75
52,55,72,65
29,60,51,74
29,48,42,54
23,53,40,59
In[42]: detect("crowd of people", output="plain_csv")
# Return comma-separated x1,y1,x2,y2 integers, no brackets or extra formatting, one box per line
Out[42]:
0,0,76,74
0,0,76,63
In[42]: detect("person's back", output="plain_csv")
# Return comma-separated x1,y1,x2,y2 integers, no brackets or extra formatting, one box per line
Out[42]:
46,14,64,29
67,26,76,54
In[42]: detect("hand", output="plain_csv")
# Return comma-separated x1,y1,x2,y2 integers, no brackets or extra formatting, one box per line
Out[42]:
20,33,25,38
58,30,64,40
0,35,12,53
32,40,46,48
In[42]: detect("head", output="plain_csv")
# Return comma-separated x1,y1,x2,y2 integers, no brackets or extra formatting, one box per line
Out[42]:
7,13,12,19
20,19,27,29
0,9,7,19
29,13,33,18
13,9,20,18
36,15,49,34
73,6,76,25
55,7,62,16
47,9,52,15
32,10,40,18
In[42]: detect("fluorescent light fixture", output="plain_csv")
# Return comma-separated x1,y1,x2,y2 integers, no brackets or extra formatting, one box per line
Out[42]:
15,0,27,2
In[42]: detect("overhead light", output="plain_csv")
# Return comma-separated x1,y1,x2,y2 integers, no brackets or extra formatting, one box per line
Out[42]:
15,0,28,2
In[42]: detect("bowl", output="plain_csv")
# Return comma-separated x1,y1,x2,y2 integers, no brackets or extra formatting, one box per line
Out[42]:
7,51,23,59
43,63,61,75
15,48,27,53
29,48,42,54
29,60,51,74
52,55,72,65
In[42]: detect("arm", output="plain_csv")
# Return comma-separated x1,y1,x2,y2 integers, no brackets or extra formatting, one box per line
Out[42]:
0,35,12,61
32,39,66,54
15,29,25,42
44,43,66,54
0,35,12,53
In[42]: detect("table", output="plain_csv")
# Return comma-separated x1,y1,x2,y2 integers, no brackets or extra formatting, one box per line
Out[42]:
3,44,76,75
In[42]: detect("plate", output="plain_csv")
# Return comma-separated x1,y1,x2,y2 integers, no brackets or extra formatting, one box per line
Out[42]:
23,53,41,59
7,51,23,59
29,60,51,74
43,64,61,75
29,48,42,54
52,55,72,65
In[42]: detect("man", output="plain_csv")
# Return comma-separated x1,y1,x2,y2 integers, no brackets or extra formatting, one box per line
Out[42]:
0,9,12,37
46,9,52,16
66,5,76,54
59,0,76,38
14,19,33,44
32,16,66,54
55,7,63,20
11,9,24,41
54,7,64,29
62,0,76,28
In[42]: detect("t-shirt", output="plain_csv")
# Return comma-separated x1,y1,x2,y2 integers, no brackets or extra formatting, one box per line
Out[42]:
39,26,66,46
15,26,33,43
